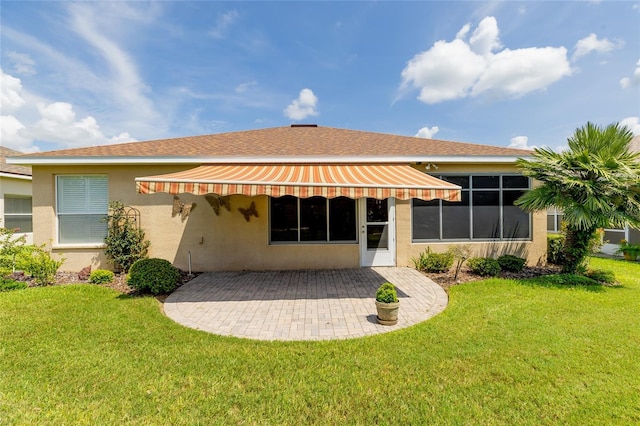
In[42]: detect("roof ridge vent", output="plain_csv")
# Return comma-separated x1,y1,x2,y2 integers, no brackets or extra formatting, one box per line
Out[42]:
290,124,318,128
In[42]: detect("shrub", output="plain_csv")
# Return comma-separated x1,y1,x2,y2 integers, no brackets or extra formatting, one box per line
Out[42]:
127,258,180,295
0,278,27,292
547,234,565,265
89,269,115,285
412,248,453,273
467,257,501,277
104,201,150,272
585,269,616,284
497,255,526,272
0,227,29,276
22,245,64,286
448,245,473,281
375,282,399,304
537,274,600,286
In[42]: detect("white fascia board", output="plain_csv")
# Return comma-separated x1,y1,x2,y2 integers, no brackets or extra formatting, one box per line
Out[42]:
0,172,32,180
8,155,531,166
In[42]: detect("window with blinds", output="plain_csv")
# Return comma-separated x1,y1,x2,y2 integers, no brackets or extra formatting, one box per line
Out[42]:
4,195,33,233
56,175,108,244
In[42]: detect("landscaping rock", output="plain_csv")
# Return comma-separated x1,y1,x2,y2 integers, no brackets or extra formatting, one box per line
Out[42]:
78,266,91,281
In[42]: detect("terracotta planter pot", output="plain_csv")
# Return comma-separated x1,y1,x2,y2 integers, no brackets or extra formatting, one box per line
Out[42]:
375,300,400,326
623,253,635,261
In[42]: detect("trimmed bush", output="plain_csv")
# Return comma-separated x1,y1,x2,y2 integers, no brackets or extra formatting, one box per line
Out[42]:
375,282,399,303
89,269,115,285
0,278,27,292
547,234,565,265
127,258,180,295
497,255,526,272
585,269,616,284
412,248,454,273
467,257,501,277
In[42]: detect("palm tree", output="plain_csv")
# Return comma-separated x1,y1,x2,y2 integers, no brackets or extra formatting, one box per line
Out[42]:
516,122,640,273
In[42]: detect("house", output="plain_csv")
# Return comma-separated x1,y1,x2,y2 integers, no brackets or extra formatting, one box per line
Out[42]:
7,125,546,272
600,135,640,254
0,147,32,244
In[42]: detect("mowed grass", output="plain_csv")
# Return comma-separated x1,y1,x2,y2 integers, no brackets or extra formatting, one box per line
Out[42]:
1,257,639,425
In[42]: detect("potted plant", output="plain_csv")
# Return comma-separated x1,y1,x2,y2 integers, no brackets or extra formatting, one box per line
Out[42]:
375,282,400,326
616,240,640,261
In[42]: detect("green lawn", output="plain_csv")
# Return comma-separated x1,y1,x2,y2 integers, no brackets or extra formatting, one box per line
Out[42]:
1,257,639,425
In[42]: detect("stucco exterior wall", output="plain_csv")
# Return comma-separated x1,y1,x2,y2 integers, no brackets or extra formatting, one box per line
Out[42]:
0,175,33,244
33,165,359,272
33,162,547,272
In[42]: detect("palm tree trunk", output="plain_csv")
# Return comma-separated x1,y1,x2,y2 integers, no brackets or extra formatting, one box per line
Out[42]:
562,226,596,274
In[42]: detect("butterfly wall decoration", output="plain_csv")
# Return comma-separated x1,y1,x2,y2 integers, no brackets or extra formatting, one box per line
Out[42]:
238,201,259,222
172,195,196,222
205,195,231,216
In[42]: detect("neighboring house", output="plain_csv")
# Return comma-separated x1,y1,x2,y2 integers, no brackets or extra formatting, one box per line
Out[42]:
7,125,546,272
0,147,33,244
600,135,640,254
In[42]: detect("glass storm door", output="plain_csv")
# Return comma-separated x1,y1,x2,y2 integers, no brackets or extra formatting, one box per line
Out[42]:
359,198,395,267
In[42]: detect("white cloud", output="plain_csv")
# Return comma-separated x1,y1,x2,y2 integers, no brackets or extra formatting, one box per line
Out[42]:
415,126,439,139
508,135,535,150
620,59,640,88
401,39,485,103
573,33,623,60
0,69,139,151
455,24,471,40
284,88,318,121
399,16,572,104
472,47,571,99
6,51,36,76
620,117,640,135
0,115,33,152
210,10,239,39
26,101,135,148
235,81,257,93
0,70,26,114
469,16,501,56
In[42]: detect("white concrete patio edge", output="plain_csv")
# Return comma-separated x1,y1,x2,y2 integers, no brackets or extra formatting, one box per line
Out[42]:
163,267,448,341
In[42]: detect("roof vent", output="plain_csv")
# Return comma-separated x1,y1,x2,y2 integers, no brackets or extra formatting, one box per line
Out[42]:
290,124,318,128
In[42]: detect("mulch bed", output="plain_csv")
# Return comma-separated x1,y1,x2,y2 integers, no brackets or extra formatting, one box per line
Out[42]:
12,265,562,295
12,269,200,296
421,265,562,291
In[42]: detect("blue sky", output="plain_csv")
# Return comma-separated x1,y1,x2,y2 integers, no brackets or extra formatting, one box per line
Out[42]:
1,1,639,153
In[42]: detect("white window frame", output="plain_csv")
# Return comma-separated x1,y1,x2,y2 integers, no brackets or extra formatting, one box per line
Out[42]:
55,175,109,246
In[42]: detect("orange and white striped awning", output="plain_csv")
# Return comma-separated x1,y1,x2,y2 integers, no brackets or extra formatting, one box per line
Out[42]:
135,164,461,201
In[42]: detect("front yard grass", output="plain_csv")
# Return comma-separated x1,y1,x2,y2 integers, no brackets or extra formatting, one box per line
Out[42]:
1,257,639,424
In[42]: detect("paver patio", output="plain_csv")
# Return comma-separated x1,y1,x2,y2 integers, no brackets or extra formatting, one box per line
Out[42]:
163,267,448,341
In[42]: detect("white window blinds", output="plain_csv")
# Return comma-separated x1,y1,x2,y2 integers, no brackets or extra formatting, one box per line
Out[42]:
57,175,108,244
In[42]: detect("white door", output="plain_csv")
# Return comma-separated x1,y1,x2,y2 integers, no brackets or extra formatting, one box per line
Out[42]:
359,198,396,267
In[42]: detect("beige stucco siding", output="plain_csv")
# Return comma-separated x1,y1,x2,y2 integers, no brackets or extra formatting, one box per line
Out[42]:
32,162,546,272
33,165,359,272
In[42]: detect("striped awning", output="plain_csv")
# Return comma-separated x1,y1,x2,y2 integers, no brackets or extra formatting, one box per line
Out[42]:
135,164,461,201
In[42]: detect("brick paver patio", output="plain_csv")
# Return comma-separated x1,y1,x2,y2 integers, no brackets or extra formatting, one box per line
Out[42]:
163,267,448,341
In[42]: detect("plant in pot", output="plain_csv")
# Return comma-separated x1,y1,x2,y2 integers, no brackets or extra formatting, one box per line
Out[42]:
616,240,640,261
375,282,400,326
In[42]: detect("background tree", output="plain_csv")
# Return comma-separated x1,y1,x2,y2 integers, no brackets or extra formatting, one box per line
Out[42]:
516,122,640,273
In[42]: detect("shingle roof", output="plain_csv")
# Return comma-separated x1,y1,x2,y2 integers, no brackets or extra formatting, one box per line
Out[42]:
13,126,531,164
0,147,32,176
